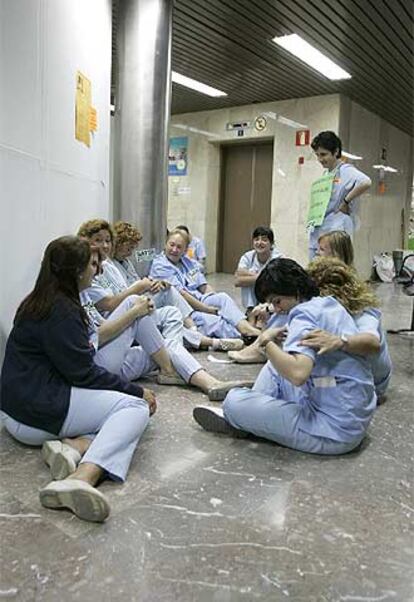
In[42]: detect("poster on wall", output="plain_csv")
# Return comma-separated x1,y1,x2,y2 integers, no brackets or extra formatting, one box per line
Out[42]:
168,137,188,176
75,71,91,147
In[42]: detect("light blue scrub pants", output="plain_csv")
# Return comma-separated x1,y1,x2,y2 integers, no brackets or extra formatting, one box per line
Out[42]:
192,292,245,339
2,388,150,482
95,297,203,384
223,362,362,455
152,288,204,349
308,211,354,260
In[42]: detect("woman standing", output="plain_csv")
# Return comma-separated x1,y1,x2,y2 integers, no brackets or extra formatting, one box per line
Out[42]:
308,131,371,259
1,236,156,522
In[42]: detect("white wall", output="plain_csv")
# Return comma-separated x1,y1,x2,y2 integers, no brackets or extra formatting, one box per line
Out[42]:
168,95,341,272
0,0,112,357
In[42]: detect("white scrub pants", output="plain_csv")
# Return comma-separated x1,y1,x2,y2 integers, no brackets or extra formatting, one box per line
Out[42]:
95,297,166,381
95,297,203,384
152,286,204,349
308,212,354,260
222,362,362,455
2,387,150,482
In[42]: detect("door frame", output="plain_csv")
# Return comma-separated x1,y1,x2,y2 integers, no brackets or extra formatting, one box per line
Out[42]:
217,137,274,272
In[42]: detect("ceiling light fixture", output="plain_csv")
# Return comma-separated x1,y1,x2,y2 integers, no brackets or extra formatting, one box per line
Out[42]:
172,71,227,97
262,111,308,129
373,164,398,173
272,34,352,81
342,151,363,160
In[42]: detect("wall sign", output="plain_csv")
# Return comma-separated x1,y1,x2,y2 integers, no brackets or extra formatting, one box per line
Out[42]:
169,137,188,176
254,115,267,131
295,129,310,146
226,121,251,131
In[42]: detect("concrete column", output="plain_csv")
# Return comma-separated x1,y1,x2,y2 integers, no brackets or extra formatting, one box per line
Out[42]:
115,0,172,252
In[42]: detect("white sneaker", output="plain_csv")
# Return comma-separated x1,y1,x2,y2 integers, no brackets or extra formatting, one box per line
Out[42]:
39,479,110,522
212,338,244,352
193,406,248,438
41,441,81,480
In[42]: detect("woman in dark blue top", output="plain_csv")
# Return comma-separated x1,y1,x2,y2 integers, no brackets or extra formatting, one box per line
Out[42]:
1,236,156,522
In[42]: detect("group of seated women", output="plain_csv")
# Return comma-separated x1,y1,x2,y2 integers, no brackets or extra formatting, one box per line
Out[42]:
0,219,391,524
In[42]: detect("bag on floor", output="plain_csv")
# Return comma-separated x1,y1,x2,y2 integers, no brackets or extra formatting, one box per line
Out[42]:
373,253,395,282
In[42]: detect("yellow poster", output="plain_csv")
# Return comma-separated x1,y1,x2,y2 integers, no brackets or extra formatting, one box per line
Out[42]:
75,71,91,147
89,106,97,132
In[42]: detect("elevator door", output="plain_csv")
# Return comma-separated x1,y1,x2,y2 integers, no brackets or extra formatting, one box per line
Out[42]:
219,141,273,273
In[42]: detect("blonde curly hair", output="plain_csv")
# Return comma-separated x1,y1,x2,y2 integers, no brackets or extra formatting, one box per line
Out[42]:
308,256,379,314
113,221,142,256
77,219,114,243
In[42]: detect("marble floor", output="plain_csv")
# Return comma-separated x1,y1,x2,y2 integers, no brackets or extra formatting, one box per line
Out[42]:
0,276,413,601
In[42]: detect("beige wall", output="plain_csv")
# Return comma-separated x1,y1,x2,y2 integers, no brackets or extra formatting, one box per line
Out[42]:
339,97,414,277
168,94,413,279
168,94,341,271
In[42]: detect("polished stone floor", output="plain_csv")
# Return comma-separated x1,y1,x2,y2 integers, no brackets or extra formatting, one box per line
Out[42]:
0,276,413,601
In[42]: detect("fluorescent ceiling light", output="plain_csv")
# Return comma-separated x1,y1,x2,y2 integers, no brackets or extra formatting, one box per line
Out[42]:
172,71,227,97
373,164,398,173
342,151,363,160
262,111,308,129
272,34,352,81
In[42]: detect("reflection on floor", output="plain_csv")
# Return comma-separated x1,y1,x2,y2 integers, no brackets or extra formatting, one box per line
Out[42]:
1,276,413,601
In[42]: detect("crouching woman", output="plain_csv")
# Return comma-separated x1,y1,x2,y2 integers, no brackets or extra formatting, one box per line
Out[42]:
193,258,376,455
0,236,156,522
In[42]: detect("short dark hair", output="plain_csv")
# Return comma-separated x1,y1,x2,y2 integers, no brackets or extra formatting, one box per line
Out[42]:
252,226,274,244
176,224,190,234
311,131,342,158
255,258,319,303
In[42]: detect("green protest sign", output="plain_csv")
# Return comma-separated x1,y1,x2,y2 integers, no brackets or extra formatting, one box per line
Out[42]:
307,173,334,228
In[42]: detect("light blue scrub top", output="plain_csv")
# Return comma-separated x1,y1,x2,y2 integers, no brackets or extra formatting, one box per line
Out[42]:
237,247,283,308
112,257,140,286
308,162,371,258
187,237,206,261
268,296,376,443
150,253,207,301
324,162,371,219
354,308,392,396
86,259,128,308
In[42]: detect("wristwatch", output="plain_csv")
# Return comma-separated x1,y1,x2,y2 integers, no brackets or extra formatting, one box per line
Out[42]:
340,334,349,349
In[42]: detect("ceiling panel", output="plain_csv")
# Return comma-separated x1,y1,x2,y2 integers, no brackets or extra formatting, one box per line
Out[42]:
112,0,414,135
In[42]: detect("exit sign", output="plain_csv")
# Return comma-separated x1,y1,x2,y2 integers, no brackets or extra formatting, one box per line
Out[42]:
296,130,310,146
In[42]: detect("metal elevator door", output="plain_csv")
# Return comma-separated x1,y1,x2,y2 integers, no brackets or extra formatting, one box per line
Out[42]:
218,141,273,273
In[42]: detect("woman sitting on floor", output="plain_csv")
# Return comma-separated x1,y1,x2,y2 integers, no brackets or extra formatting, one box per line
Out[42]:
150,229,261,342
193,257,376,455
228,229,355,364
84,246,254,401
111,220,243,352
305,256,392,402
0,236,156,523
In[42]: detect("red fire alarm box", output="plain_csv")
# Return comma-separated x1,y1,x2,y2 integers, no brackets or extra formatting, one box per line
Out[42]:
296,130,310,146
